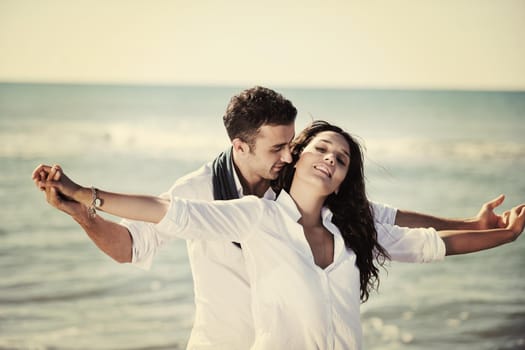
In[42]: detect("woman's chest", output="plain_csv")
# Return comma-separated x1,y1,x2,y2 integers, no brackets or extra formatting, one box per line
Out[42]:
245,234,361,318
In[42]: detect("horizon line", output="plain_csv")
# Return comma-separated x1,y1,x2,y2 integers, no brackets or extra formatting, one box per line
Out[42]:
1,80,524,94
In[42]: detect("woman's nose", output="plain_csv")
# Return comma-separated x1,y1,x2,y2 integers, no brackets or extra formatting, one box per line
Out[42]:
324,154,335,164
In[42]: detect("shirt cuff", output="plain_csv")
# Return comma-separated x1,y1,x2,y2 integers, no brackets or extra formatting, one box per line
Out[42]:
121,218,154,270
154,196,188,237
422,228,446,262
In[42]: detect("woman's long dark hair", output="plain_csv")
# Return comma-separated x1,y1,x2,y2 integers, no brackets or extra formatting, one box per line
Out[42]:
275,120,390,302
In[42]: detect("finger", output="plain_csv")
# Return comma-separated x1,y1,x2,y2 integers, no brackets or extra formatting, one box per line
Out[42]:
31,164,42,179
49,164,63,182
40,180,60,188
486,194,505,209
36,170,45,182
38,179,47,191
47,165,59,181
512,205,523,215
515,204,525,212
31,164,51,180
502,211,510,225
50,186,59,197
40,167,52,181
39,180,57,192
48,187,62,207
39,170,50,182
44,184,53,204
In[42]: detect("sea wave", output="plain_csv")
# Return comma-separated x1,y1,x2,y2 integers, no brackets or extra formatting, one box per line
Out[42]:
2,122,523,163
364,137,525,162
0,120,228,161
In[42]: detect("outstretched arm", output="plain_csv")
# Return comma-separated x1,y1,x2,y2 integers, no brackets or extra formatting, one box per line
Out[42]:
33,164,169,224
395,195,507,230
439,204,525,255
47,189,135,263
32,164,168,263
33,164,260,246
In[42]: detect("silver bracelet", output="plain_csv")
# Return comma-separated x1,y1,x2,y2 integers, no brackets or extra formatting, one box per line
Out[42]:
89,186,101,218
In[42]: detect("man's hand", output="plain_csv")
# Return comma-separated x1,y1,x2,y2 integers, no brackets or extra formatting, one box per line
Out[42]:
32,164,83,201
504,204,525,238
32,164,63,191
32,164,134,263
45,185,84,217
32,164,85,217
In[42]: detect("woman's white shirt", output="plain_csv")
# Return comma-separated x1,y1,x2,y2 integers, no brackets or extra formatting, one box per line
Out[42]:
123,162,398,350
156,190,445,350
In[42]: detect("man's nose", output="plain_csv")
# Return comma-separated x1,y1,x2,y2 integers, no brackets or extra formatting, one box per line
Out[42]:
281,148,292,164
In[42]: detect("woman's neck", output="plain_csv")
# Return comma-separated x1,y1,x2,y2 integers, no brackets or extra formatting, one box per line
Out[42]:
289,182,326,228
290,180,335,269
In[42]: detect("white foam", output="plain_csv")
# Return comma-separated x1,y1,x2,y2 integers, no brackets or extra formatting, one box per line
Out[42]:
2,121,523,164
365,137,525,162
1,119,228,161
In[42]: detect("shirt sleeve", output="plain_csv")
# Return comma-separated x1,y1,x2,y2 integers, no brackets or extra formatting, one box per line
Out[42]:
155,195,266,242
120,190,172,270
375,222,446,263
370,201,397,225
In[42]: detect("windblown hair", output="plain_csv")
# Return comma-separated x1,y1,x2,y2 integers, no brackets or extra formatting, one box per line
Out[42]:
223,86,297,149
276,120,390,302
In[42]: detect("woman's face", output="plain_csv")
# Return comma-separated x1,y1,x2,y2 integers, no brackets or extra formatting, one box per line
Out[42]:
293,131,350,196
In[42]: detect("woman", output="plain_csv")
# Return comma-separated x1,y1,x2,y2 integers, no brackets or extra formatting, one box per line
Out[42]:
34,121,525,349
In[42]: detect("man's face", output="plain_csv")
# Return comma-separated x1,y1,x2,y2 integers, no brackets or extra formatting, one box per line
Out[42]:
245,123,295,181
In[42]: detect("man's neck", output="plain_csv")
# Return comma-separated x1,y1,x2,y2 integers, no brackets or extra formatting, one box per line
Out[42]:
232,154,271,198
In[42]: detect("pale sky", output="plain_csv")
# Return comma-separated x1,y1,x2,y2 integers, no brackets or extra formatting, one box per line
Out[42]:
1,0,524,90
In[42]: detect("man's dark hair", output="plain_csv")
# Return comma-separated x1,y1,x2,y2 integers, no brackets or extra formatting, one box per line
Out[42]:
223,86,297,149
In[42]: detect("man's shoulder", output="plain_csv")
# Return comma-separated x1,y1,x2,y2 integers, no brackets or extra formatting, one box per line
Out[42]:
174,162,213,185
168,162,214,200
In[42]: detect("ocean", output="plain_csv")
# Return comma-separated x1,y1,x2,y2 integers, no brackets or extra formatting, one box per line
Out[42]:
1,83,524,350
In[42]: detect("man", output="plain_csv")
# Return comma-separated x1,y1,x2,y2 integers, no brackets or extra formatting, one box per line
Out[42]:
34,86,508,350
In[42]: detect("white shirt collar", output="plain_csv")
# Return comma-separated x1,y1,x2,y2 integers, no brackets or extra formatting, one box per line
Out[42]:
275,190,345,269
275,190,336,231
321,206,334,226
274,189,302,222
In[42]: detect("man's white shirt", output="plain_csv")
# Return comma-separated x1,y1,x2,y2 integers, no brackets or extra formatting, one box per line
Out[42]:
121,162,411,350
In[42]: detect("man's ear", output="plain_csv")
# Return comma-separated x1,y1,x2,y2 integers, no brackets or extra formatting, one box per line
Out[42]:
232,138,249,154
